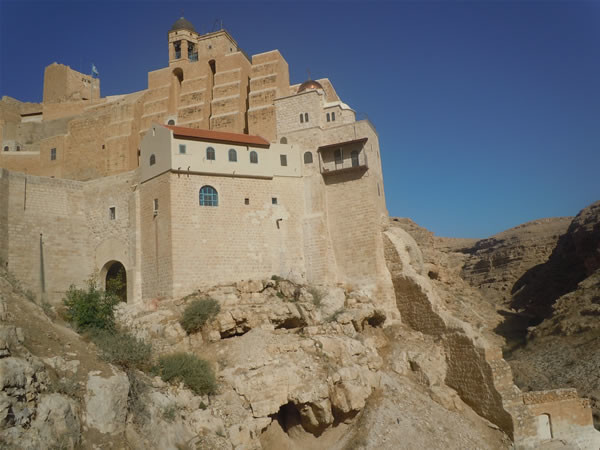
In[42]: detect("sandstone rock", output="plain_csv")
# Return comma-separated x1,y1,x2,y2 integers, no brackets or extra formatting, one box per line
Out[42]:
31,393,81,448
43,356,80,374
84,368,129,434
237,279,264,293
319,287,346,318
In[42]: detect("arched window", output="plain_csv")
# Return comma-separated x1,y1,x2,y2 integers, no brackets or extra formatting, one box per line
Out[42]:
149,154,156,166
303,152,313,164
280,137,287,144
250,151,258,164
351,150,359,167
199,185,218,206
167,119,175,125
228,149,237,162
206,146,215,160
3,146,8,152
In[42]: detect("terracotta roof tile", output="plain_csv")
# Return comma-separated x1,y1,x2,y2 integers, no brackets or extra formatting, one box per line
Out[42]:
164,125,270,148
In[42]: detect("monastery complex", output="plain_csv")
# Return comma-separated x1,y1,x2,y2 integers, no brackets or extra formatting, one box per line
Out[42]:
0,18,388,305
1,17,600,449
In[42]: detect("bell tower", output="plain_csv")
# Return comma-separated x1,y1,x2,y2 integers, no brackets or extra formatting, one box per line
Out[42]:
168,17,199,65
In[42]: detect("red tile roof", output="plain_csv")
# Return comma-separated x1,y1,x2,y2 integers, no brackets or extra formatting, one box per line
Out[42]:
164,125,270,148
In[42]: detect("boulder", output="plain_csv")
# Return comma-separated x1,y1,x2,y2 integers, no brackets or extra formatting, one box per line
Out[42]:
84,368,129,434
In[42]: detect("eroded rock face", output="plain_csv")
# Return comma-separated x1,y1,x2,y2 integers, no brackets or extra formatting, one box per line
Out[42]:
85,368,129,435
220,328,381,433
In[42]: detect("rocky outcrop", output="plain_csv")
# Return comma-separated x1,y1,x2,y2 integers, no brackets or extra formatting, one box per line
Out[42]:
510,201,600,320
459,217,571,306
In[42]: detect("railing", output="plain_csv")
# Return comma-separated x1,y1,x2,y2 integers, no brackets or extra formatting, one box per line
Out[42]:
321,151,368,175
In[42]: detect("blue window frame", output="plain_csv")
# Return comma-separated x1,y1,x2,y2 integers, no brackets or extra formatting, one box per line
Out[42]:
228,148,237,162
250,151,258,164
199,185,218,206
206,146,215,160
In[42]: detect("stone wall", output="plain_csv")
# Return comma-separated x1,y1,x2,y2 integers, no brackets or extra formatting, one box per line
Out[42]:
0,169,138,304
43,63,100,103
165,172,306,298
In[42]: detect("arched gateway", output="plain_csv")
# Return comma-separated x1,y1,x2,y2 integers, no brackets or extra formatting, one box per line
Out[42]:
101,260,127,302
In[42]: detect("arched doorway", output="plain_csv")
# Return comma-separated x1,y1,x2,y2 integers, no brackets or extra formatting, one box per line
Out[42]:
104,261,127,302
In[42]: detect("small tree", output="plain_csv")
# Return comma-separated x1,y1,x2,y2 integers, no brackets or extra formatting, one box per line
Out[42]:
179,298,221,334
63,280,119,331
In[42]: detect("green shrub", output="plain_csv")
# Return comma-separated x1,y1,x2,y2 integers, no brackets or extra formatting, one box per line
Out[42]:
63,280,119,331
90,328,152,371
158,353,217,395
179,298,220,334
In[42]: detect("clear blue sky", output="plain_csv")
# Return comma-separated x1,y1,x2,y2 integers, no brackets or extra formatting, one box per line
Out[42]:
1,1,599,238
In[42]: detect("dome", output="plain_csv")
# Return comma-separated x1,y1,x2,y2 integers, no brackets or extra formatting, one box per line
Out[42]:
170,17,196,33
298,80,324,93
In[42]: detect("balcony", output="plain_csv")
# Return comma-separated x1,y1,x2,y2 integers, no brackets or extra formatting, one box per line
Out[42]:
318,137,369,176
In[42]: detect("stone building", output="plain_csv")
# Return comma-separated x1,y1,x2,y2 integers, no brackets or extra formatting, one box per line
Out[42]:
2,18,598,448
0,18,389,306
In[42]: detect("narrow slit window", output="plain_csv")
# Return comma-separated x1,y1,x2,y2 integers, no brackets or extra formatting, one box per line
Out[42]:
332,112,336,121
326,113,330,122
109,207,116,220
300,113,304,124
153,199,159,215
304,113,309,122
50,148,56,160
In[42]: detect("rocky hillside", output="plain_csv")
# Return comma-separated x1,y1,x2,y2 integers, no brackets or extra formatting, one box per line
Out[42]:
395,200,600,430
0,266,509,449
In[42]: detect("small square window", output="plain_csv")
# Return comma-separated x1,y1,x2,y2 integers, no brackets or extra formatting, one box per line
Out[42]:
280,155,287,166
50,148,56,161
179,144,186,154
272,197,278,205
109,207,116,220
244,198,249,205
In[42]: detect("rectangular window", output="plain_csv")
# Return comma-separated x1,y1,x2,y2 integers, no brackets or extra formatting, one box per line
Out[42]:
109,207,116,220
332,112,336,121
334,148,343,164
179,144,186,154
304,113,309,122
153,199,159,213
280,155,287,166
326,113,330,122
272,197,278,205
50,148,56,160
244,198,249,205
300,113,304,123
